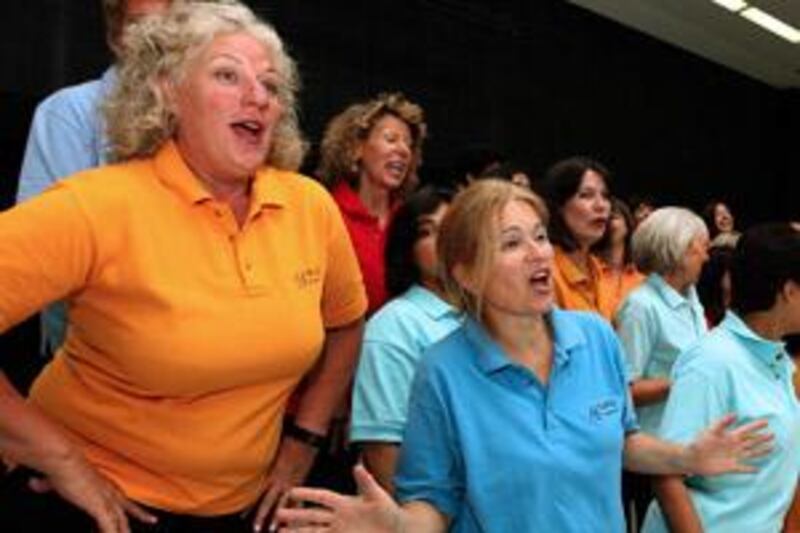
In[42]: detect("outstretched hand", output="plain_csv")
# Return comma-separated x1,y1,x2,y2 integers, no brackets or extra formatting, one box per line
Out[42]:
274,463,402,533
685,413,773,476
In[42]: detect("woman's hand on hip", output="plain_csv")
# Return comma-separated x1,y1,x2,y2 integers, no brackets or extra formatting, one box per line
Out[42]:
40,450,157,533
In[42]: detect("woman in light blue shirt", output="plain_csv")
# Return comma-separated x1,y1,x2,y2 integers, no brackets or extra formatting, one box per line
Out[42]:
276,181,771,533
616,207,710,526
350,186,461,492
616,207,710,434
644,223,800,533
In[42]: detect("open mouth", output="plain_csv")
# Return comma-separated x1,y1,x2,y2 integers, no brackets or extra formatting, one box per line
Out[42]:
231,120,264,144
386,160,408,178
528,269,552,292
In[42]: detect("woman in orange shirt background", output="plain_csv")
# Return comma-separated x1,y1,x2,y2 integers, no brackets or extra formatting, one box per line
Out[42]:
594,197,646,317
540,156,616,320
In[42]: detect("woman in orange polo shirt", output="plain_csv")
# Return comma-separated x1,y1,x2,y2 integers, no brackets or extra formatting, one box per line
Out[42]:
540,156,616,321
593,197,646,316
317,93,427,316
0,3,366,532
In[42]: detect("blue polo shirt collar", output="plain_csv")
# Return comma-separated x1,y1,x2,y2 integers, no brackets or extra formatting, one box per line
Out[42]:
721,310,789,370
404,285,459,321
466,309,583,374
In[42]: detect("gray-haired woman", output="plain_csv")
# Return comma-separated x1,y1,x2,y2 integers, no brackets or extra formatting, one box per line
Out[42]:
0,2,366,532
615,206,710,523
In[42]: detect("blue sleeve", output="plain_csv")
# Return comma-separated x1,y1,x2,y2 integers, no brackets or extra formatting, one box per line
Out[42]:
17,92,101,203
616,296,656,381
602,318,640,434
350,336,418,443
394,360,463,518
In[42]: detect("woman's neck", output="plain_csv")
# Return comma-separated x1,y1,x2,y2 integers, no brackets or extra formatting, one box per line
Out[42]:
744,310,786,341
357,180,392,227
187,162,252,226
606,242,626,270
421,277,447,301
484,310,553,382
662,270,691,296
566,245,592,274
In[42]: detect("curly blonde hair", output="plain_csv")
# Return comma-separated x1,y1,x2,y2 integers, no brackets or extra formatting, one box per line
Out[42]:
104,1,306,170
317,92,426,188
438,180,549,320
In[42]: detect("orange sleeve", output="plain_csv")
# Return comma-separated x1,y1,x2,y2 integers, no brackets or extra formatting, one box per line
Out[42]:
0,184,95,333
317,187,368,328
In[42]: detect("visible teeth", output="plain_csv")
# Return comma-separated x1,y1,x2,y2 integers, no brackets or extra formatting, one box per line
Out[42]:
530,272,549,282
236,121,262,132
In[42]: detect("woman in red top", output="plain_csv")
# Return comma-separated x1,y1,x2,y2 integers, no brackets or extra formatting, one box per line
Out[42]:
318,93,427,315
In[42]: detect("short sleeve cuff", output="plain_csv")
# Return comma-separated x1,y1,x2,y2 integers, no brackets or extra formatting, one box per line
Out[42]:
322,288,367,328
349,422,404,444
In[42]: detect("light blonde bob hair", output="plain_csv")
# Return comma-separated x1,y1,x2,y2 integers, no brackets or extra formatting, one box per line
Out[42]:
317,92,426,189
438,179,549,319
104,1,306,170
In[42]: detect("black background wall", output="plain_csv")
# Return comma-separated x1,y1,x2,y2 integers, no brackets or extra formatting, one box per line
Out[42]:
1,0,797,383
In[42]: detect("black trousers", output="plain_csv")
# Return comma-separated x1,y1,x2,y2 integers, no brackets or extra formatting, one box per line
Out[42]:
622,470,654,533
0,468,253,533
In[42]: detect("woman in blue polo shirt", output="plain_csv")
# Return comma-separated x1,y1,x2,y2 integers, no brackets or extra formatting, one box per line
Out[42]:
350,186,461,492
275,181,772,533
643,223,800,533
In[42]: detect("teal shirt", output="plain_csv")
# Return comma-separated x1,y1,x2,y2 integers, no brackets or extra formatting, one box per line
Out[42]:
350,285,461,443
643,311,800,533
616,273,707,433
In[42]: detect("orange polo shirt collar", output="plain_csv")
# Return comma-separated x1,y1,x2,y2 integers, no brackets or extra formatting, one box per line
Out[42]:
152,140,289,212
552,246,617,321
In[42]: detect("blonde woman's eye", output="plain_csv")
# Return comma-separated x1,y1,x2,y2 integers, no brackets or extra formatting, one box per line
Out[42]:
260,79,281,97
214,68,238,84
500,238,520,251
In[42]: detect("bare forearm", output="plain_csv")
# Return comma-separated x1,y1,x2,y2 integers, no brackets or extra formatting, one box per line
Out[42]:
0,371,77,473
361,443,400,493
653,475,703,533
293,317,364,434
783,483,800,532
398,501,449,533
630,378,671,406
624,432,690,475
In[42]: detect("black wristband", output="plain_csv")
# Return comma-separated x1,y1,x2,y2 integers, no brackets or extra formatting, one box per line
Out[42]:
283,421,327,450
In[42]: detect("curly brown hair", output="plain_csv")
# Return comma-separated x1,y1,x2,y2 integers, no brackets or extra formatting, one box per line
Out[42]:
317,92,427,189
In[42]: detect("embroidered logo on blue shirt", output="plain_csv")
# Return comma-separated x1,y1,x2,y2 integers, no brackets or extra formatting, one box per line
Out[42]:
589,399,619,423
